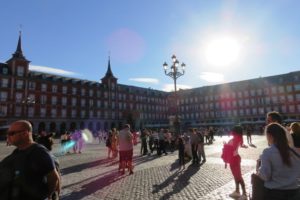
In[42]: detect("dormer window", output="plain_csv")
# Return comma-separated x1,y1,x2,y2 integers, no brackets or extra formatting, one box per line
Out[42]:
2,68,8,74
17,66,24,76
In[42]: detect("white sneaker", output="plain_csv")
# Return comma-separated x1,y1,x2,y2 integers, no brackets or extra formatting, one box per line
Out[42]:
238,194,247,200
229,191,241,198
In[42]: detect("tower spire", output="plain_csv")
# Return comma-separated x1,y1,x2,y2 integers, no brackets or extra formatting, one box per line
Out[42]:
12,31,26,60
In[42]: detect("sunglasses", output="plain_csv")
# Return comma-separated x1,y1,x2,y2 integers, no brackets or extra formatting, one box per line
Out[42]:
7,130,26,136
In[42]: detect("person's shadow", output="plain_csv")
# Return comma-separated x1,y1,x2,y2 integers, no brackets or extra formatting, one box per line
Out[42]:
152,163,203,199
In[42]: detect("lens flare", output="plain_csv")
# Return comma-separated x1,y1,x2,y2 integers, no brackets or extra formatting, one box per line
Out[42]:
81,129,93,143
62,140,76,152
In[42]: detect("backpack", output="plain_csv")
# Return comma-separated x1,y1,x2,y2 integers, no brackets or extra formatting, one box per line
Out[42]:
221,143,235,164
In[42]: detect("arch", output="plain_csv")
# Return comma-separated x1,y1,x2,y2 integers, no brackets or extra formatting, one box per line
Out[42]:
111,122,116,129
96,122,101,131
38,122,46,134
60,122,66,135
88,122,93,131
70,122,76,132
118,122,123,130
104,121,108,131
49,122,56,133
80,122,85,130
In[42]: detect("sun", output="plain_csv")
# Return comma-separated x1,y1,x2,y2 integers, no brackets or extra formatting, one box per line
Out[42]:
205,36,240,66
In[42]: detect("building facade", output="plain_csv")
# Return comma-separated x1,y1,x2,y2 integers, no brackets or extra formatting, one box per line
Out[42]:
0,35,169,134
1,35,300,134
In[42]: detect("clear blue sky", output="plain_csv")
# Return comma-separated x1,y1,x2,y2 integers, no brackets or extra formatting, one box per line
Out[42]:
1,0,300,91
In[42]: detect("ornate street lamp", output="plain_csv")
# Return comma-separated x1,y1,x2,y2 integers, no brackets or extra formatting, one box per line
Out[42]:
163,54,186,134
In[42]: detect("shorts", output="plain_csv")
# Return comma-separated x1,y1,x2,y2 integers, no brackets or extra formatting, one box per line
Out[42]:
229,155,242,181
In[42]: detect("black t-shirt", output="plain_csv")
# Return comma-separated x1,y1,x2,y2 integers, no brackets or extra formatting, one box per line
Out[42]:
0,143,56,200
292,133,300,148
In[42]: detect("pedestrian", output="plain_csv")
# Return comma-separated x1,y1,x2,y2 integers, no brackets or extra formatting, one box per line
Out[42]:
106,131,113,158
197,129,206,163
118,124,134,175
0,120,60,200
257,123,300,200
246,125,252,145
189,128,199,165
290,122,300,149
266,111,294,147
177,136,185,169
227,125,248,200
140,129,148,156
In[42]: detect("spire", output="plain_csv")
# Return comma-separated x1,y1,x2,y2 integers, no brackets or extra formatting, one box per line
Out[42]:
11,31,27,60
105,56,114,77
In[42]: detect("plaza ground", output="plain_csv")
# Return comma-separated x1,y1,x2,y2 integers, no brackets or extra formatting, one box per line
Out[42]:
0,135,267,200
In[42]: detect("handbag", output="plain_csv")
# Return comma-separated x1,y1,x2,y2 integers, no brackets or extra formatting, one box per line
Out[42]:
251,173,264,200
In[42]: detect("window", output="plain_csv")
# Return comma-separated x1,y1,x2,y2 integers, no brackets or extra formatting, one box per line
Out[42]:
80,110,85,118
51,109,57,118
2,68,8,74
289,105,295,113
71,110,76,118
0,91,8,101
62,86,67,94
40,108,46,117
15,93,23,103
72,87,77,95
41,95,47,104
17,66,24,76
16,80,23,89
81,99,86,107
28,82,35,90
28,107,34,117
72,98,77,106
41,84,47,92
294,84,300,91
52,85,57,93
286,85,293,92
271,87,277,94
15,106,21,116
278,86,284,93
51,96,57,105
62,97,67,105
89,90,93,97
61,109,66,117
89,99,93,107
0,106,7,116
1,78,8,87
81,89,85,96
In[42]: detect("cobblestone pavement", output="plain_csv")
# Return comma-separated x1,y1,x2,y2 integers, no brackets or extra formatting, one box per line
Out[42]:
0,135,267,200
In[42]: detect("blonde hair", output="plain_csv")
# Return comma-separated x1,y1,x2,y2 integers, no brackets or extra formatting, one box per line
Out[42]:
290,122,300,135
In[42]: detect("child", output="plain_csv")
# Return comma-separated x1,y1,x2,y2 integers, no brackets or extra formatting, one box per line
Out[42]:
177,136,185,169
227,125,248,200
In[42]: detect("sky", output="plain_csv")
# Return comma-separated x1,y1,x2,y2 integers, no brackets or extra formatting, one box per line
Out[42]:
1,0,300,92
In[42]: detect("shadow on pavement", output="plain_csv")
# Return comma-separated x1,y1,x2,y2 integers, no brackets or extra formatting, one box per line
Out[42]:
61,170,125,200
152,163,204,199
61,158,113,175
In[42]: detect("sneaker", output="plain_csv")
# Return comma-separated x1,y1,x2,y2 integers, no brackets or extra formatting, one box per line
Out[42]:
238,194,247,200
229,191,241,198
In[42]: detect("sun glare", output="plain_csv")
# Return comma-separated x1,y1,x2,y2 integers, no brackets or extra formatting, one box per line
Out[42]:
205,36,240,66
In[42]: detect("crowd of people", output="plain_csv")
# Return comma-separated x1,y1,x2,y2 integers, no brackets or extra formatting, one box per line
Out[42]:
0,110,300,199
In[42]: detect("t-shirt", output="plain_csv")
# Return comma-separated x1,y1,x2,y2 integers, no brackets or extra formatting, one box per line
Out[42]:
0,143,56,200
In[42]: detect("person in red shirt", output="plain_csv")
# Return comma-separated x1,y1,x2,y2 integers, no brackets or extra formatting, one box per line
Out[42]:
228,125,248,200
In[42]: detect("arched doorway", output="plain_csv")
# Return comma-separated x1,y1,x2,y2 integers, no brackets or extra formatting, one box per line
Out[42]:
104,122,108,131
80,122,85,130
49,122,56,133
96,122,101,131
70,122,76,132
38,122,46,134
88,122,93,132
60,122,66,135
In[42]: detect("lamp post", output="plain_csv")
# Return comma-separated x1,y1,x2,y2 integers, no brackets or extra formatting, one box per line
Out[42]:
163,54,186,134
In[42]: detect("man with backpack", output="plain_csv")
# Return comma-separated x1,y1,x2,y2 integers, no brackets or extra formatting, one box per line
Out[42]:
0,120,60,200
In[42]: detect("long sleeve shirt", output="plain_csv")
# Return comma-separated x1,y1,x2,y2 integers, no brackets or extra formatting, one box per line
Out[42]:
258,144,300,190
